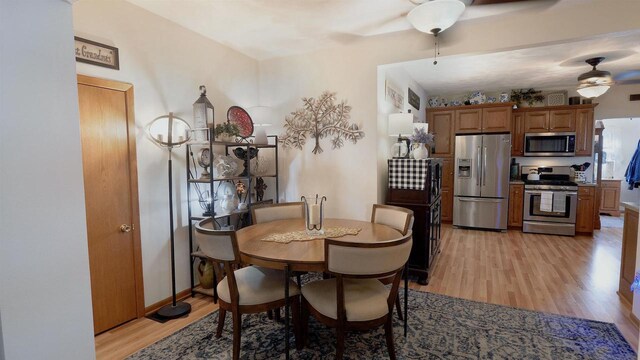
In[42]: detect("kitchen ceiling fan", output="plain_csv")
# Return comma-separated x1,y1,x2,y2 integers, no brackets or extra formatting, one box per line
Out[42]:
576,56,640,98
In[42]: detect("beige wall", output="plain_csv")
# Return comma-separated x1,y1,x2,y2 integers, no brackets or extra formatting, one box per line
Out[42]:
73,0,259,306
259,0,640,215
1,1,96,358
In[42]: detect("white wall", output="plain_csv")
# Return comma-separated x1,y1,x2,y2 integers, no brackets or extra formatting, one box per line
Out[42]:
0,1,96,359
73,0,259,306
600,118,639,204
259,1,640,212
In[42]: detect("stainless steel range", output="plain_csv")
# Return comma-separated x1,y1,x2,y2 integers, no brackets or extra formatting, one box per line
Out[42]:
522,166,578,236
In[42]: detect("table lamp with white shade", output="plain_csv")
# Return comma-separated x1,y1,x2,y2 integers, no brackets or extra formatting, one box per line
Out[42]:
247,106,273,145
388,111,415,158
146,112,192,319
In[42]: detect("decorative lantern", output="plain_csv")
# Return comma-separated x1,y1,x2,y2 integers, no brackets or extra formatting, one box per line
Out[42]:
192,85,214,142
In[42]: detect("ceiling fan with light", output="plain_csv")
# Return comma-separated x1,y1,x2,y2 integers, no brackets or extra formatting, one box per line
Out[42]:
406,0,549,64
576,57,640,98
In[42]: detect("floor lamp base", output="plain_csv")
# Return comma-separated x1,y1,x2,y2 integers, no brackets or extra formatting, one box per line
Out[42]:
157,301,191,319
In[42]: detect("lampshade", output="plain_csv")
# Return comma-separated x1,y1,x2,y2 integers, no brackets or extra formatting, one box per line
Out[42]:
407,0,466,35
388,113,415,137
147,112,191,148
577,84,610,99
248,106,274,144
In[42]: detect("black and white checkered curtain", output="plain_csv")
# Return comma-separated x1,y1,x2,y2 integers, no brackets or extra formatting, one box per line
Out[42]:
388,159,429,190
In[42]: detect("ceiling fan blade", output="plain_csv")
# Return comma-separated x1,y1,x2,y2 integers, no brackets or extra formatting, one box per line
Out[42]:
614,70,640,81
617,79,640,85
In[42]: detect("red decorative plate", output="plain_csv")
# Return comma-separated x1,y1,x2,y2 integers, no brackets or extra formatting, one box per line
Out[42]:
227,106,254,138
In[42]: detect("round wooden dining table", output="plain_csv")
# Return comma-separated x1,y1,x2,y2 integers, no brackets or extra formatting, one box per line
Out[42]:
235,218,407,359
236,218,403,272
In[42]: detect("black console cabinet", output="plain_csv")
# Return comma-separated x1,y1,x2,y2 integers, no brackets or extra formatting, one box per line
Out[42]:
386,159,442,285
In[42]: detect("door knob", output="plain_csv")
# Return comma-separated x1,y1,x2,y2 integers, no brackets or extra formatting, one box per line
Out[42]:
120,224,132,233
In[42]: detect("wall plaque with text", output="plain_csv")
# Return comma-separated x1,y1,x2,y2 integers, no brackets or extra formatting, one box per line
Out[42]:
74,37,119,70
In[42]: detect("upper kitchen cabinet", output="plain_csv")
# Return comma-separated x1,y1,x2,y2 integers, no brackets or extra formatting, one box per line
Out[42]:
452,103,513,134
575,107,595,156
524,110,550,132
455,108,482,134
511,112,525,156
516,104,595,137
482,106,512,133
549,109,576,132
427,109,455,158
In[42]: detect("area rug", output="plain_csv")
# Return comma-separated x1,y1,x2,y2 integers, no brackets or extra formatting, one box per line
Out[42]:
128,290,635,360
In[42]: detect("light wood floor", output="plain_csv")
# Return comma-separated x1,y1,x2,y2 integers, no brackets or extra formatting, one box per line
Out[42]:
95,225,639,359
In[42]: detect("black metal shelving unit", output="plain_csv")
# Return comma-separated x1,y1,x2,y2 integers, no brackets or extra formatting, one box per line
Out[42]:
186,134,280,298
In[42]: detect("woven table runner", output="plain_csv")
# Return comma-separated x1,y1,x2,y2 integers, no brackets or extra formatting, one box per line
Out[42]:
260,227,361,244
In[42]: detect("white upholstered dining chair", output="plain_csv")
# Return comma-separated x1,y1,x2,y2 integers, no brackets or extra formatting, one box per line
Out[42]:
371,204,413,322
195,218,301,360
251,201,304,224
300,233,412,360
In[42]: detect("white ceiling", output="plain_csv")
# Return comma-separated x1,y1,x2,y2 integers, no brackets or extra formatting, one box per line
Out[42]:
126,0,564,60
393,31,640,94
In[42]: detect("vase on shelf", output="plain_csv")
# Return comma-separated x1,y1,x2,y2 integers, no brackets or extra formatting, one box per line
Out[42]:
412,143,429,160
220,194,237,214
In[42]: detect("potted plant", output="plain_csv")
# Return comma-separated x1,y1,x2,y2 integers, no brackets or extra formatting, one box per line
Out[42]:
214,122,240,142
409,126,434,160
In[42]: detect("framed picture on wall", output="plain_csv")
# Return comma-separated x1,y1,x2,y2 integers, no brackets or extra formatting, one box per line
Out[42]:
74,36,120,70
385,80,404,110
408,88,420,110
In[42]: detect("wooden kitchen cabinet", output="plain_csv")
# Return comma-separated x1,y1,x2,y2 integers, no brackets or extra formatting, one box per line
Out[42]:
524,111,550,133
455,108,482,134
549,109,576,132
575,107,594,156
454,105,512,134
576,186,595,233
427,110,455,158
511,112,525,156
599,179,621,216
508,184,524,228
482,106,512,133
619,204,639,304
441,158,454,222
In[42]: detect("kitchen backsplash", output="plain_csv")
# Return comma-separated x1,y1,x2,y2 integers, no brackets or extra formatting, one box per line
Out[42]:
513,156,595,182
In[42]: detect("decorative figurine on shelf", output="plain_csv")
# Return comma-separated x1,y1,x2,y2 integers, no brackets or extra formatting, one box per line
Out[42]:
235,180,247,204
255,177,267,202
233,146,259,176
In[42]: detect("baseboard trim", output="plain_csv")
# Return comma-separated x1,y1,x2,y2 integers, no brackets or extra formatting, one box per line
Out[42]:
144,289,193,316
630,312,640,328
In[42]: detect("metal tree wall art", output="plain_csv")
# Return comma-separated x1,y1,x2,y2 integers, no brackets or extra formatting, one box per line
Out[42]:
281,92,364,154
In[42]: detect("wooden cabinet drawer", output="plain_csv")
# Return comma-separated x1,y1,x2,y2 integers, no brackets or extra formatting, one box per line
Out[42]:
578,187,594,197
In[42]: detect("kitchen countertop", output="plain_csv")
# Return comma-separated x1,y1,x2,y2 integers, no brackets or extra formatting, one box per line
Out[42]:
509,180,524,185
576,182,597,187
622,202,639,213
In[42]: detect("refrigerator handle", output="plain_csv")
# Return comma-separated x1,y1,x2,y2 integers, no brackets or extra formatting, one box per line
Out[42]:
476,146,481,186
483,146,487,186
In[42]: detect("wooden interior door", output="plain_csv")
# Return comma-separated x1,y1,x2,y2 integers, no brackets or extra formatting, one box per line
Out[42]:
77,75,144,334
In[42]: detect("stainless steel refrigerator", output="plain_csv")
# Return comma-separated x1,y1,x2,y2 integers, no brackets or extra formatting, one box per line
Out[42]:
453,134,511,230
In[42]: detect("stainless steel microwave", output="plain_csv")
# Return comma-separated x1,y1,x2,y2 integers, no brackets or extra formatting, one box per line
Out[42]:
524,132,576,157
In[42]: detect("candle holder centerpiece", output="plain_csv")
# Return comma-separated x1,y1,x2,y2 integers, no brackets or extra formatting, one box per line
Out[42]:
301,194,326,236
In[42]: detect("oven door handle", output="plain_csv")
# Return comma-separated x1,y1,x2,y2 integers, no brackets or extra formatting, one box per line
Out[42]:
458,198,503,203
525,190,577,196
